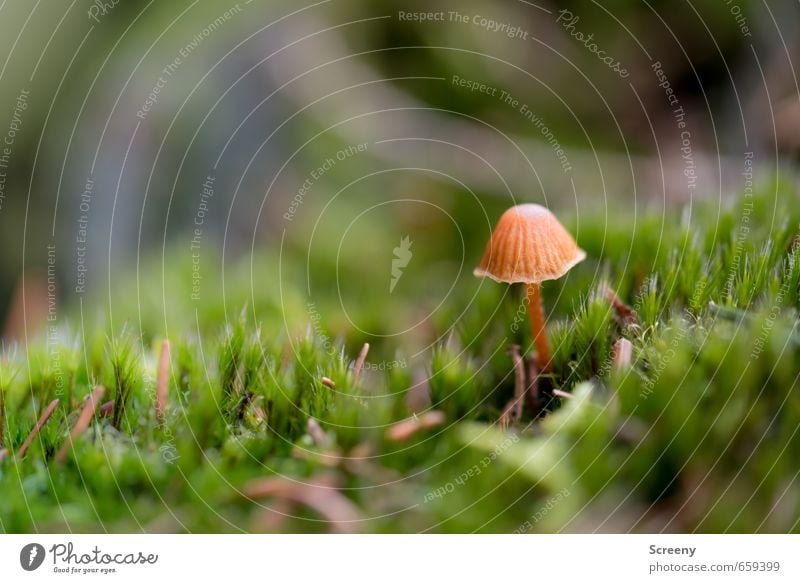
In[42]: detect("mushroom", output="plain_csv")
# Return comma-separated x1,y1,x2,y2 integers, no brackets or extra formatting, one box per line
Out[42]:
474,204,586,371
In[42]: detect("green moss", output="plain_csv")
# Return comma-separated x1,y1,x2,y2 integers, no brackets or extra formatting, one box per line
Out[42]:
2,182,800,532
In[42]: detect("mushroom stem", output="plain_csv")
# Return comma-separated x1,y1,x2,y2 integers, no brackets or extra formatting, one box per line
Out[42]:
526,283,551,372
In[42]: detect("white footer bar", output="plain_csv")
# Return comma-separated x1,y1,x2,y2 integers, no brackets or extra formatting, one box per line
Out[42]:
0,534,796,581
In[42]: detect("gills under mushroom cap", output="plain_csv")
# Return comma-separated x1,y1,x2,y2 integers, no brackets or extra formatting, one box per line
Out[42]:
473,203,586,284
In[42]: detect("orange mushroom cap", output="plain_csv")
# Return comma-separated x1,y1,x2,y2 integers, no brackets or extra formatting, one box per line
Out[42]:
473,203,586,284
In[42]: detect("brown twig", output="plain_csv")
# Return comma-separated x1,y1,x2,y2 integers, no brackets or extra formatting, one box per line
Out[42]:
341,442,374,474
17,398,59,458
386,410,446,442
353,343,370,382
155,340,171,422
603,284,639,329
55,385,104,464
253,498,295,532
244,475,363,533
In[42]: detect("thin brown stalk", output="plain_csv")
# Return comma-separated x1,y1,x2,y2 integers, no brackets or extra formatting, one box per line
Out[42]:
353,343,370,382
386,410,445,442
55,385,104,464
156,340,171,422
526,283,552,371
499,401,515,430
603,284,639,329
341,443,380,475
243,475,363,533
253,498,295,532
17,399,59,458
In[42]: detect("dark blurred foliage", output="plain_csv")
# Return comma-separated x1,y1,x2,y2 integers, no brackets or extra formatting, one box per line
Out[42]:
0,0,797,337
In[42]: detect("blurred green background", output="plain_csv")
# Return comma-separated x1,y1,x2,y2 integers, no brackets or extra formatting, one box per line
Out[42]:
0,0,798,350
